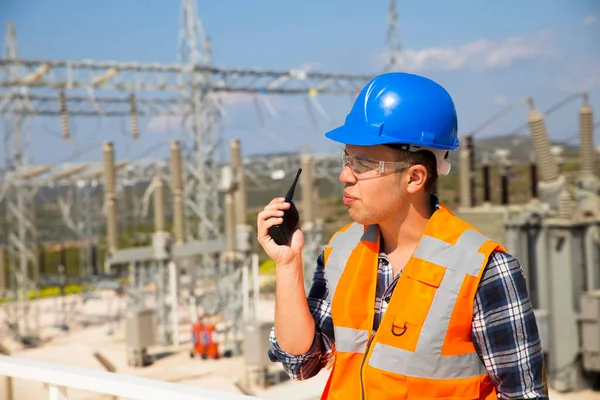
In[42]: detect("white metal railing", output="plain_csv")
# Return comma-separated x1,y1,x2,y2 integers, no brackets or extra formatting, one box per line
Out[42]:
0,355,258,400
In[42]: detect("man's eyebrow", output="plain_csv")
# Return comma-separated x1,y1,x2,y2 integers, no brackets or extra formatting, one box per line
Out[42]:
350,153,372,161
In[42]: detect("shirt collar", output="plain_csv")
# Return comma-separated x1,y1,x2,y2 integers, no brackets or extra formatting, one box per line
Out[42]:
431,193,441,211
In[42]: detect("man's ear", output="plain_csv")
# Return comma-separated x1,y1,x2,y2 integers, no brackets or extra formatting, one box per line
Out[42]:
406,164,428,194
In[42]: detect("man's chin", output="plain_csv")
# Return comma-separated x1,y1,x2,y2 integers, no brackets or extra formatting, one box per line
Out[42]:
347,208,374,226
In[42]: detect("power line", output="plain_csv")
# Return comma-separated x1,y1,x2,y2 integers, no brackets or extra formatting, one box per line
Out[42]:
0,0,375,346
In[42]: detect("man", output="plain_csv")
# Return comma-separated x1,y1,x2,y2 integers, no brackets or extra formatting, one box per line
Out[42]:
256,72,547,399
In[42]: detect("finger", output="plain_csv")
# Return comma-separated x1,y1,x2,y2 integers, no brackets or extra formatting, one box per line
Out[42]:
257,209,285,222
264,201,290,212
290,228,305,252
263,217,283,230
258,217,284,243
257,212,285,239
265,197,286,208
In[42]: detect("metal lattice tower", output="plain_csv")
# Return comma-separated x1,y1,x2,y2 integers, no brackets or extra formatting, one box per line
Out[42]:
383,0,402,72
178,0,221,243
2,21,40,341
0,0,375,346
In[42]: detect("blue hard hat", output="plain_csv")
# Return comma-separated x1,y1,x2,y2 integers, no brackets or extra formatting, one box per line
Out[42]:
325,72,459,150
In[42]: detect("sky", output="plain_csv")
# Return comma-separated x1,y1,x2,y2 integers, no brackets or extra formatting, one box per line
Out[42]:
1,0,599,168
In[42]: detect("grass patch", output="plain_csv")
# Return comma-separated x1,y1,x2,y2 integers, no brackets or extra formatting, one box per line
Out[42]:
0,284,87,303
260,259,276,275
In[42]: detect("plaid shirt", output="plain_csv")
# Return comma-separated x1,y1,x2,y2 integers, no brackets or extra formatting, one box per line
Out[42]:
268,198,548,399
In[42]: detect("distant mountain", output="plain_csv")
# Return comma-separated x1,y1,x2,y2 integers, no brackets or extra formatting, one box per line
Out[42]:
447,133,580,165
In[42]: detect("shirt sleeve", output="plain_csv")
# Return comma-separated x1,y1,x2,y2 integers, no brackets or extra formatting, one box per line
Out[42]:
268,251,336,380
472,250,548,399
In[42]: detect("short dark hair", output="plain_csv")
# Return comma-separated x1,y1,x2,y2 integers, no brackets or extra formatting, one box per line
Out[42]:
385,144,439,193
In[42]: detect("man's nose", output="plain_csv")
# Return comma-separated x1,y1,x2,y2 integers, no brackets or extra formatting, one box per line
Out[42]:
339,165,356,184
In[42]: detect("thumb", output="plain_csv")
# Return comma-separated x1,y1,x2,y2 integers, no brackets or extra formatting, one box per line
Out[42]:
291,228,304,250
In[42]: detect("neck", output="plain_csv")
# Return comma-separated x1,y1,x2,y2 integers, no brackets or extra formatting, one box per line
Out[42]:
379,194,433,255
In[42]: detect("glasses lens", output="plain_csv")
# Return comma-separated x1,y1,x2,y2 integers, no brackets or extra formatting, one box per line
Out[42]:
341,151,348,168
351,158,373,174
342,151,376,175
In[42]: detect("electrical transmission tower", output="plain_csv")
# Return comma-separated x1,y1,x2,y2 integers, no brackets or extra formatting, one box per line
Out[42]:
1,21,41,343
0,0,374,345
384,0,403,72
177,0,221,243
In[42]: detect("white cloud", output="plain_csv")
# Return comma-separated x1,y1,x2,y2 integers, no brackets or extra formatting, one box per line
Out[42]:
298,62,321,71
492,95,508,106
382,30,557,72
582,13,598,26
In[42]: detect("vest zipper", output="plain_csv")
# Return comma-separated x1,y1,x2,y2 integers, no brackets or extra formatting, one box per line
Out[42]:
360,331,376,400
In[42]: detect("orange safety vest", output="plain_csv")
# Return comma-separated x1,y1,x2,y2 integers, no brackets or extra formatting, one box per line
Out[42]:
320,204,506,400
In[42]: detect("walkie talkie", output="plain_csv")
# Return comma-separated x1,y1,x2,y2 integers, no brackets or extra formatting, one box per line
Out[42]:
268,168,302,246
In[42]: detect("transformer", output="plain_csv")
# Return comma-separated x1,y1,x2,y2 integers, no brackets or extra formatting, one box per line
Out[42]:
457,94,600,393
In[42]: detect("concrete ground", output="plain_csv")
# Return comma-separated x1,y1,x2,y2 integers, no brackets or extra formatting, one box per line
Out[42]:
1,291,599,400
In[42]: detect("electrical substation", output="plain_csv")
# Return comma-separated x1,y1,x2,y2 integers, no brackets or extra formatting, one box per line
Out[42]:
0,0,370,395
456,95,600,393
0,0,598,398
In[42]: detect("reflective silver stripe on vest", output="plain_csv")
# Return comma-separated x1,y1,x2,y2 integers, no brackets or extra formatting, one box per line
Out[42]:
412,229,488,277
369,229,491,379
369,343,488,379
334,326,370,353
324,223,378,304
325,224,378,354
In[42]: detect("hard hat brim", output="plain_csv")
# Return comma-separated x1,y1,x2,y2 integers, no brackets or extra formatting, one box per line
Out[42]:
324,125,459,151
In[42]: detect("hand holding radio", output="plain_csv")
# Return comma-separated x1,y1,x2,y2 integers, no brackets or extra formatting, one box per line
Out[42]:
257,168,304,267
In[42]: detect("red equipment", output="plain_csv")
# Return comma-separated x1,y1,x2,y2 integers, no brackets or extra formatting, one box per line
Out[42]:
190,317,219,360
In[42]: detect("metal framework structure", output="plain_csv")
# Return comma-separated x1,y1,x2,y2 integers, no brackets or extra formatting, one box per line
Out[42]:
455,96,600,393
384,0,402,72
0,0,375,346
7,3,598,394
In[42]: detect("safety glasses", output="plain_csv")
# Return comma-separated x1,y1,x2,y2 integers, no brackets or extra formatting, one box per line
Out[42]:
341,150,412,179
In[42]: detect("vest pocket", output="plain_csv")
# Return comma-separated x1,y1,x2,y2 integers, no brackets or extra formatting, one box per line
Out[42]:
393,267,445,327
405,261,445,288
377,281,435,352
392,280,431,328
378,262,446,351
